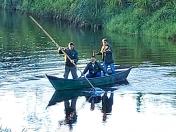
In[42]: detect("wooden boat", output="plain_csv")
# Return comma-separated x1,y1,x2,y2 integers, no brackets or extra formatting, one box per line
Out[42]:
46,67,132,91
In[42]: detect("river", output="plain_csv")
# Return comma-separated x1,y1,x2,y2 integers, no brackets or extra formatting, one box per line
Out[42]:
0,10,176,132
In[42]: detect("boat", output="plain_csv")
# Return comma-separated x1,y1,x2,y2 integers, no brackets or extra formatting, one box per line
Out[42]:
46,67,132,91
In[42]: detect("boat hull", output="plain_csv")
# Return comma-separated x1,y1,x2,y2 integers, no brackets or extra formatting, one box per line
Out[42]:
46,67,132,90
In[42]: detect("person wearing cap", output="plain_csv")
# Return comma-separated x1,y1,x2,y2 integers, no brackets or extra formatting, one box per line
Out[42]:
58,42,78,79
82,56,107,78
96,38,115,74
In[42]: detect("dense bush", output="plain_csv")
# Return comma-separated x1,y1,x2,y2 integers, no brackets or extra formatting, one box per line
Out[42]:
107,0,176,39
1,0,176,39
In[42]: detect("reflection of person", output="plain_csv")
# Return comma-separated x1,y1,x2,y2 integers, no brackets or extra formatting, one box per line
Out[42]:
58,42,78,79
136,92,143,112
82,56,107,78
60,98,78,130
64,98,77,123
97,38,115,74
101,92,114,121
85,94,101,111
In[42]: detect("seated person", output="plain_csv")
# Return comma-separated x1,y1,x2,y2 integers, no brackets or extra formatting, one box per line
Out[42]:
82,56,107,78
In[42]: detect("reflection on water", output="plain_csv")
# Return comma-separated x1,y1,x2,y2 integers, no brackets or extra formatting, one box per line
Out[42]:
102,92,113,122
136,92,143,112
0,10,176,132
47,88,116,131
47,90,82,130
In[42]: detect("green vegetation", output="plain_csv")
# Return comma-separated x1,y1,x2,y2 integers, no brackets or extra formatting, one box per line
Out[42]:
0,0,176,40
107,0,176,40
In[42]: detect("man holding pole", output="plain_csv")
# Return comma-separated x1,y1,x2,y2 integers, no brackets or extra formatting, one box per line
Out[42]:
29,16,99,90
58,42,78,79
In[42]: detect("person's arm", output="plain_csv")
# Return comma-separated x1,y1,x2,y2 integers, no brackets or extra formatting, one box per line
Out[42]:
96,51,102,55
82,63,89,75
58,47,66,54
96,46,104,55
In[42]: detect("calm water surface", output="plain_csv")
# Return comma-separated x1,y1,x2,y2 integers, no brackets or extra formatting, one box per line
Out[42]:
0,10,176,132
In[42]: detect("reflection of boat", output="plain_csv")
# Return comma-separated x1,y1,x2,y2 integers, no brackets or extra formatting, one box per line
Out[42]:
47,90,87,129
47,88,118,127
46,67,132,91
47,88,118,107
47,90,88,107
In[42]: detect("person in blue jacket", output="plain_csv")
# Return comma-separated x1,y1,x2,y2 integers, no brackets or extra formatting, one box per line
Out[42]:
58,42,78,79
82,56,107,78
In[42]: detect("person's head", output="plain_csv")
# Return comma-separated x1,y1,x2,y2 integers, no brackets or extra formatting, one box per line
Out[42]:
68,42,75,50
65,107,77,124
91,56,96,63
102,38,108,46
102,112,107,122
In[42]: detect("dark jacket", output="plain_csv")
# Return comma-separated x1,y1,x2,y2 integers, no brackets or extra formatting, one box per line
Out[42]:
103,49,114,65
83,61,106,75
96,45,114,65
59,48,78,67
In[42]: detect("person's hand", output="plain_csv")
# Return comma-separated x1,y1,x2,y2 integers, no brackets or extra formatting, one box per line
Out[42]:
81,73,85,77
58,47,65,51
105,73,109,76
96,52,101,55
58,47,61,51
70,60,75,64
79,73,84,78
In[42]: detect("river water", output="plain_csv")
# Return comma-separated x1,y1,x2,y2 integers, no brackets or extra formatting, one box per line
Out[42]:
0,10,176,132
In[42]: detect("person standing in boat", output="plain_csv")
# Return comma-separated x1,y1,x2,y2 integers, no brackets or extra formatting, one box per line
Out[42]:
58,42,78,79
82,56,107,78
96,38,115,74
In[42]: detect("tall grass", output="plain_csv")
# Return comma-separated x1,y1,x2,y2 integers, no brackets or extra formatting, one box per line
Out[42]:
1,0,176,39
107,0,176,39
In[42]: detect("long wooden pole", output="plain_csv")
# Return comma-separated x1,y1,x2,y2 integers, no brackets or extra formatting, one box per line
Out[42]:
29,16,72,61
29,16,95,89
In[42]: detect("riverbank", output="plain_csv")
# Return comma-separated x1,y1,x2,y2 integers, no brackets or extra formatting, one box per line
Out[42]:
0,0,176,42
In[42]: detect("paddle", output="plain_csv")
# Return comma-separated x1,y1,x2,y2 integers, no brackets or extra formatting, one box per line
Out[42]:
29,16,99,91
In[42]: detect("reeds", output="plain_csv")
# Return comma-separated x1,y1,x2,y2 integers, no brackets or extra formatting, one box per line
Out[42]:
1,0,176,39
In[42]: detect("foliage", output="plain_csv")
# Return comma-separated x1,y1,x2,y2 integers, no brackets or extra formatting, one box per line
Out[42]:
107,0,176,38
1,0,176,39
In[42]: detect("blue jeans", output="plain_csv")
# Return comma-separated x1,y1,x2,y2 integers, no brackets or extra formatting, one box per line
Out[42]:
103,63,115,74
64,66,78,79
86,72,101,78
